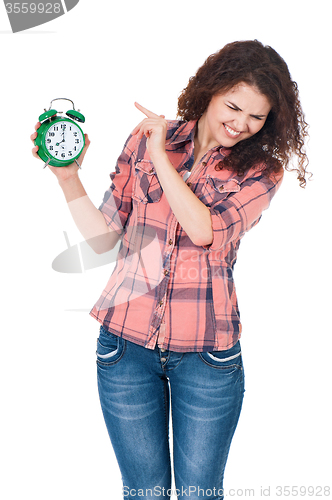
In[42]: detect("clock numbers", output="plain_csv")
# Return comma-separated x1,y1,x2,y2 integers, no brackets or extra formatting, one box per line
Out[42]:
45,120,84,161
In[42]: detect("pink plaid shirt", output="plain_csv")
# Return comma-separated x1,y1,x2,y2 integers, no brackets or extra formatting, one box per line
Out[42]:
90,120,283,352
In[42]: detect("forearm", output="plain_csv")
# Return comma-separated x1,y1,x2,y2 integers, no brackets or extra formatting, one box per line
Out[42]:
58,175,120,254
131,103,213,246
153,153,213,246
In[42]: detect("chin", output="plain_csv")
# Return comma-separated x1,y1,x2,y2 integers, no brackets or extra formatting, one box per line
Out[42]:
220,137,240,148
222,134,251,148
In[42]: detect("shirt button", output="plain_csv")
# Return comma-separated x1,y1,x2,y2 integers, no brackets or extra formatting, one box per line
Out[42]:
187,182,192,187
149,168,154,173
164,270,169,276
219,185,224,191
160,348,166,352
168,239,173,245
202,161,207,166
159,300,163,306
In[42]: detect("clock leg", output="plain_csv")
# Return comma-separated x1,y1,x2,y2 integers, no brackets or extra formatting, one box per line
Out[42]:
43,158,51,169
75,159,82,169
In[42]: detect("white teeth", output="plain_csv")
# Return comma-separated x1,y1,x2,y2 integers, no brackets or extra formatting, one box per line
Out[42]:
224,124,240,137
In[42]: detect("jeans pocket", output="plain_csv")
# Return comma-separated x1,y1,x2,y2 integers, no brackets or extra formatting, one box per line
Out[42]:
96,326,126,366
198,341,243,372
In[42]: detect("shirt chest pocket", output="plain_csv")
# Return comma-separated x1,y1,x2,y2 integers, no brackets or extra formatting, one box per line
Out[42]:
200,176,241,206
133,159,163,204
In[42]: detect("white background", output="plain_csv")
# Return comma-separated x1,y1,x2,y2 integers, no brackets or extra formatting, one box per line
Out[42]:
0,1,331,499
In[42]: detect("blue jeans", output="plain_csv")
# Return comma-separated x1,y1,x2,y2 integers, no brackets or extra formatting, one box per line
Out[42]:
96,325,245,500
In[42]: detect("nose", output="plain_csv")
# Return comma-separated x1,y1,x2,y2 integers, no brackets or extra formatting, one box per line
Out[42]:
234,114,249,133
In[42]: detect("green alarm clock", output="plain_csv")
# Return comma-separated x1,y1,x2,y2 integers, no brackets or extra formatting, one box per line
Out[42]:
35,98,85,168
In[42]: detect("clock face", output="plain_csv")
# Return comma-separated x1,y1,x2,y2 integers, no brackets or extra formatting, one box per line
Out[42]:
45,120,84,161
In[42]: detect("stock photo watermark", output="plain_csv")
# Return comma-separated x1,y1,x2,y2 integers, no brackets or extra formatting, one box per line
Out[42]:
3,0,80,32
51,223,230,312
123,485,331,497
52,229,226,280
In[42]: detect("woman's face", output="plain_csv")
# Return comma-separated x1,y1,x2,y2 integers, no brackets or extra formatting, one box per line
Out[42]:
198,83,272,149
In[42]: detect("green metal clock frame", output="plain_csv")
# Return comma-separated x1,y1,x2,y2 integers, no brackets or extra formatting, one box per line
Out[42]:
35,115,85,167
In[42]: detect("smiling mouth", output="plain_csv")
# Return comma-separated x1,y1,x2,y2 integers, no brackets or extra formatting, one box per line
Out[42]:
223,124,241,138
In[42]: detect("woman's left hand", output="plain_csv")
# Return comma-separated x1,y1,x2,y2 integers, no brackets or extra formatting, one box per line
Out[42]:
131,102,167,161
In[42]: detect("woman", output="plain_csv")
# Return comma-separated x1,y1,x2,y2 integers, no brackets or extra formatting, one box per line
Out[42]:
31,40,309,499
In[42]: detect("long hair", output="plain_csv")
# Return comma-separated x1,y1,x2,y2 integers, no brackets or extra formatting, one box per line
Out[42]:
177,40,310,187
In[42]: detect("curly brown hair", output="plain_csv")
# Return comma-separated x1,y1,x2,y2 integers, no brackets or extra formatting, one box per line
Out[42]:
177,40,310,187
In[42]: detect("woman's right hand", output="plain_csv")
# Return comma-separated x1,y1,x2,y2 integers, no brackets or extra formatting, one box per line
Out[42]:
30,120,91,182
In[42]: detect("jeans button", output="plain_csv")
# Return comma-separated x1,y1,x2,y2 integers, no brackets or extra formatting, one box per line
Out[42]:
160,357,167,363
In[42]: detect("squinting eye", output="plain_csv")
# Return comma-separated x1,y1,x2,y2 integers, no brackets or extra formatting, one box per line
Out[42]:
226,104,264,120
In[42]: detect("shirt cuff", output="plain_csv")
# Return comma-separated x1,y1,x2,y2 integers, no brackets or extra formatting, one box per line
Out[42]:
202,206,241,251
99,207,124,235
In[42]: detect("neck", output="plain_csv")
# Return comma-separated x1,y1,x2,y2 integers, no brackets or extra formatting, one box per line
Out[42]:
195,113,220,152
193,115,220,163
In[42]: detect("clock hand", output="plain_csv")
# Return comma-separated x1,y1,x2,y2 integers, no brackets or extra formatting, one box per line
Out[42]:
56,132,66,146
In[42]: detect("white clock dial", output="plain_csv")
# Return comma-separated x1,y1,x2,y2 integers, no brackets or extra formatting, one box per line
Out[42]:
45,121,84,161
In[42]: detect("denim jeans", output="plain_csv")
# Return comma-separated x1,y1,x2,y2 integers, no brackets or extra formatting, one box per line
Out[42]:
96,325,245,500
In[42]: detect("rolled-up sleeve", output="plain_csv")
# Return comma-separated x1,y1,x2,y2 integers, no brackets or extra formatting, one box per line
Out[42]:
203,169,284,251
99,134,137,234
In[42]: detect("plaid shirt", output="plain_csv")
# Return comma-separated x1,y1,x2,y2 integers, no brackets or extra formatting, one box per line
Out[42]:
90,120,283,352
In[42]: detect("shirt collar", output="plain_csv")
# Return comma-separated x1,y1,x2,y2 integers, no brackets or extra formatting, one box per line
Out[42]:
165,120,197,148
165,119,231,156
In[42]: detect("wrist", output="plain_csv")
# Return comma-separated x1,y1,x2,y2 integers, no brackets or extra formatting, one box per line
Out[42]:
58,172,80,188
58,174,86,202
150,150,169,167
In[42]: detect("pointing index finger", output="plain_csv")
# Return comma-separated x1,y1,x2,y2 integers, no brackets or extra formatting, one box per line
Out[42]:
134,102,159,118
